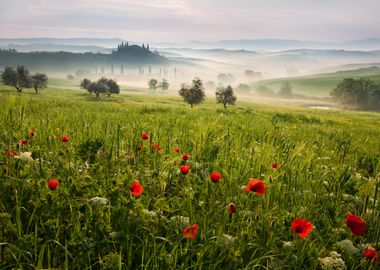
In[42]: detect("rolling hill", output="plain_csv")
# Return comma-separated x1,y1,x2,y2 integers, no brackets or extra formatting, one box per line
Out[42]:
250,67,380,98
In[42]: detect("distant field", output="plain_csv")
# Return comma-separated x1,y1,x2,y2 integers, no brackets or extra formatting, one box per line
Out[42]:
251,67,380,98
0,86,379,269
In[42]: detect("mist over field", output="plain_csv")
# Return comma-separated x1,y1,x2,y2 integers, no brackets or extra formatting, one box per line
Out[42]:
1,1,380,269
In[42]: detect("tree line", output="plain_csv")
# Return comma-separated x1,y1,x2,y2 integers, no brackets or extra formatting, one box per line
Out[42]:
1,66,48,93
330,78,380,109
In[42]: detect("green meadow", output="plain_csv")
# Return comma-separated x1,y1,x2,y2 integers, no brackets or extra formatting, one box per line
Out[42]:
251,67,380,97
0,85,379,269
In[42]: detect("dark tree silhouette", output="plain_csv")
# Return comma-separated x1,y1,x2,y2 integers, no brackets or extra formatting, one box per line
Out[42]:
1,66,33,92
31,73,48,93
216,85,237,109
179,77,205,108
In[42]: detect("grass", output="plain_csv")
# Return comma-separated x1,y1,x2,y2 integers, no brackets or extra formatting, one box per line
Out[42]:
0,86,380,269
250,67,380,98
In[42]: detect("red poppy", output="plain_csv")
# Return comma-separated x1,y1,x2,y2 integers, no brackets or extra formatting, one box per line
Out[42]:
271,162,281,170
245,178,266,194
210,172,221,183
137,145,143,151
19,139,27,145
173,147,181,153
28,131,35,137
151,143,162,151
61,135,69,143
180,165,190,175
3,151,17,156
182,154,190,161
291,218,314,238
141,133,149,140
228,203,237,214
48,179,59,191
345,213,366,237
183,224,198,238
130,180,143,196
363,248,378,262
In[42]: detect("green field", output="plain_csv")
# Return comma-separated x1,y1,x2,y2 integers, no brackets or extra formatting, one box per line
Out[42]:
0,86,379,269
251,67,380,98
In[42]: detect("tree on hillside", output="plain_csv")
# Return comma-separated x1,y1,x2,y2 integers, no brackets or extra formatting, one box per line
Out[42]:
99,77,120,97
80,78,92,90
148,79,158,91
88,81,109,98
278,81,293,98
216,85,237,109
159,79,169,92
331,78,379,109
179,77,205,108
236,83,250,92
2,66,33,92
217,73,235,84
31,73,48,93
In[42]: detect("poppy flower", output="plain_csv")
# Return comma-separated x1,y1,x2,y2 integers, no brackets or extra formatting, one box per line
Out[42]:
245,178,266,194
3,151,17,156
180,165,190,175
48,179,59,191
130,180,143,197
19,139,27,145
210,172,221,183
61,135,69,143
271,162,281,170
363,248,378,262
345,213,366,236
173,147,181,153
291,218,314,238
137,145,143,151
182,154,190,161
228,203,237,214
151,144,162,151
141,133,149,140
184,224,198,238
28,131,35,137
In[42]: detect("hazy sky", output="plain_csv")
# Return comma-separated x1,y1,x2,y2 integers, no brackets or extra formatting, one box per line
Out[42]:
0,0,379,42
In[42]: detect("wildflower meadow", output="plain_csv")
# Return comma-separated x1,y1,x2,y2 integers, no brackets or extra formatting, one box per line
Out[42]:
0,87,379,269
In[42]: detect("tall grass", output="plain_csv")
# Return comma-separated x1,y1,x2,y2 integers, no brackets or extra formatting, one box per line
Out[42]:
0,87,379,269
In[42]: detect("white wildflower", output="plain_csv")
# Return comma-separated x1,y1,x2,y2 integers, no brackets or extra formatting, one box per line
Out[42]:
282,241,293,250
319,251,347,270
88,197,108,206
142,209,157,218
216,234,236,249
336,239,359,255
170,215,190,227
16,152,34,161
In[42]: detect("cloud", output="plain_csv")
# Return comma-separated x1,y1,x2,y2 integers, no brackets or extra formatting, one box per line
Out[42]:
0,0,379,42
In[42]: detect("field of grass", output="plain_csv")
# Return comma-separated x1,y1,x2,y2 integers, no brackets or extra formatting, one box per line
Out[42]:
251,67,380,98
0,86,380,269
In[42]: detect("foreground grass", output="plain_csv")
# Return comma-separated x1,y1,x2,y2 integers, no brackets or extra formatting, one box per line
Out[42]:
0,87,380,269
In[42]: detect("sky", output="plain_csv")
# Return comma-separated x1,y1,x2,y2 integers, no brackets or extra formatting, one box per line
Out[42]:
0,0,379,42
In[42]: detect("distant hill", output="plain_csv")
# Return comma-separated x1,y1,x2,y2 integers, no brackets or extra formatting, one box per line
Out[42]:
156,38,380,51
0,38,125,47
0,44,111,53
0,43,167,72
250,67,380,97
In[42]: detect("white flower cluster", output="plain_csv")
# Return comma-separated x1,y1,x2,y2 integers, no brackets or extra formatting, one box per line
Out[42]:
142,209,157,218
169,215,190,227
88,197,108,206
15,152,34,161
319,251,347,270
336,239,359,255
216,234,236,249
